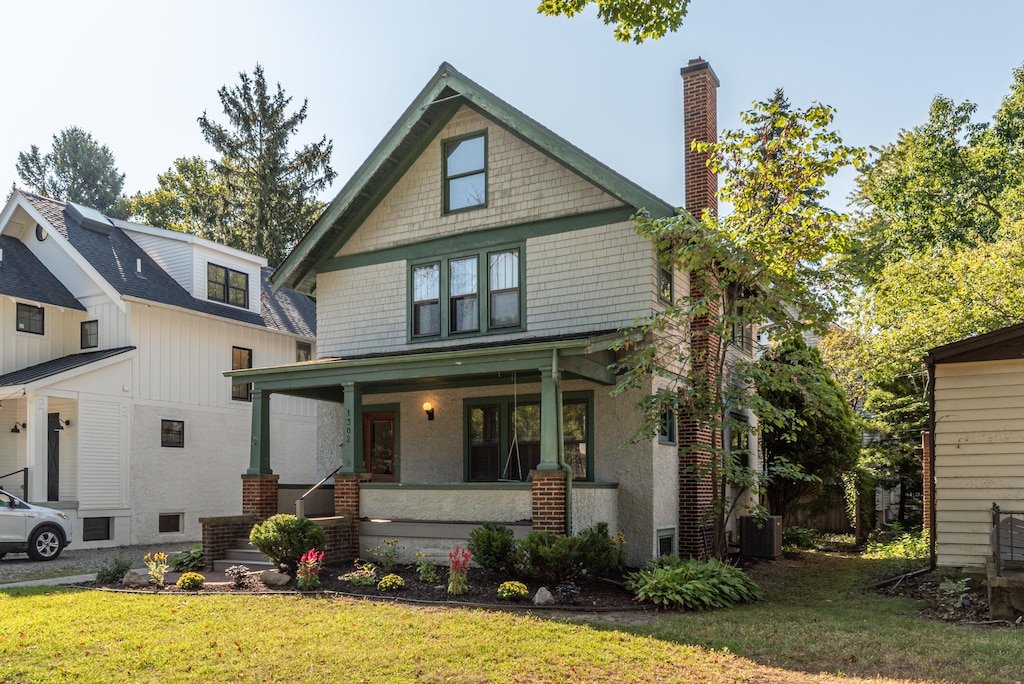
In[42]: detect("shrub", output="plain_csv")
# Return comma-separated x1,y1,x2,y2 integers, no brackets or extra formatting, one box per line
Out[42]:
626,557,763,610
519,523,624,584
225,565,250,589
863,528,929,575
171,544,204,571
497,581,529,601
377,573,405,591
249,514,327,574
469,523,523,576
555,580,581,604
364,538,405,574
782,526,818,549
96,553,132,584
176,572,205,590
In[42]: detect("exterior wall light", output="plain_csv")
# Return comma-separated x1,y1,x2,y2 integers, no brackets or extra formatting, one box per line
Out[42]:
10,422,25,434
423,402,435,421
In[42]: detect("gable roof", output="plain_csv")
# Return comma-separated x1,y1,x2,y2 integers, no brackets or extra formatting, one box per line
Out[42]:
928,322,1024,366
0,234,85,311
18,193,315,338
272,62,678,295
0,347,135,388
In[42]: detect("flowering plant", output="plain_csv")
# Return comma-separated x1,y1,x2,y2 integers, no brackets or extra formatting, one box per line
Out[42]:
377,573,405,591
144,552,169,587
497,580,529,601
448,546,471,595
296,548,325,591
415,552,438,582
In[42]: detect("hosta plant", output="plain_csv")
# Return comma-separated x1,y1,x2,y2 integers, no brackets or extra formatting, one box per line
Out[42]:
626,556,763,611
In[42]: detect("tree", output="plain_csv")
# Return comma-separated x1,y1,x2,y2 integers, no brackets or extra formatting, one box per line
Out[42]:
16,126,128,217
614,90,863,555
537,0,691,43
755,336,861,523
196,64,336,266
128,157,230,241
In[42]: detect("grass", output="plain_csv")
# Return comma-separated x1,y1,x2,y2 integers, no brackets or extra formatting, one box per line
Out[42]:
0,551,1017,683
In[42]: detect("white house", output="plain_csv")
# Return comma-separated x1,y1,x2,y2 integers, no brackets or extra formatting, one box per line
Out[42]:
224,60,759,566
0,190,318,549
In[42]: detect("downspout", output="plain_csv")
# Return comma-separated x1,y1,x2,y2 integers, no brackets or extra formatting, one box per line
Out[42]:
926,357,937,572
553,349,572,535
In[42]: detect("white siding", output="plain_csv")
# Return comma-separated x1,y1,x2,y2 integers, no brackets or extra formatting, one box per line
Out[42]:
934,359,1024,570
0,296,87,375
77,397,128,510
192,245,262,315
124,231,194,290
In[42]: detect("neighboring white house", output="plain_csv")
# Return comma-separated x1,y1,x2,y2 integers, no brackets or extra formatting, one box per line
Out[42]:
926,323,1024,572
0,190,318,549
226,60,759,566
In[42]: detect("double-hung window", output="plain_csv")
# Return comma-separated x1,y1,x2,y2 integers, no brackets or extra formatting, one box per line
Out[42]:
231,347,252,401
208,263,249,308
410,246,522,339
443,132,486,213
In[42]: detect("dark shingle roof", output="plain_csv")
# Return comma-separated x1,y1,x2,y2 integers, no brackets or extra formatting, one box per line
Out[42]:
0,347,135,387
0,234,85,310
22,193,315,337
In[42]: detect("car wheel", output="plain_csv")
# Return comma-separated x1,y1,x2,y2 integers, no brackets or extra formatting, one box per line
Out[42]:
0,552,6,560
27,526,64,561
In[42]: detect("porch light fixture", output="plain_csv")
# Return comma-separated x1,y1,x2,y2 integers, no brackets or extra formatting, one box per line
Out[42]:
54,417,71,431
10,422,25,434
422,402,435,421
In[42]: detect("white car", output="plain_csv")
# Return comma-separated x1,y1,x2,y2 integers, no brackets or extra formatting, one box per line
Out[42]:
0,488,72,561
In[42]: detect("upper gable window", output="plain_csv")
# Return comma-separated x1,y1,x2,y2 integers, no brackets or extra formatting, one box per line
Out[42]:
81,320,99,349
207,263,249,308
16,303,44,335
443,132,486,213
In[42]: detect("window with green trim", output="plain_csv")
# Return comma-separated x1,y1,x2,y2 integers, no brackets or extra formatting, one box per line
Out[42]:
443,132,486,213
658,405,677,445
410,247,522,339
466,392,592,482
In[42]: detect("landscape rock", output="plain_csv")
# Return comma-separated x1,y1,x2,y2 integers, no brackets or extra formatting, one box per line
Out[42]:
533,586,554,605
261,569,292,586
122,571,148,588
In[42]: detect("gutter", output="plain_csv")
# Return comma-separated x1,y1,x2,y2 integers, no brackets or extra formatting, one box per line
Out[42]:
926,356,937,572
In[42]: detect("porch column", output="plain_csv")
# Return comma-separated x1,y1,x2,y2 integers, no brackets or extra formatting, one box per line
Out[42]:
338,381,364,473
246,388,272,475
25,392,47,502
537,367,563,470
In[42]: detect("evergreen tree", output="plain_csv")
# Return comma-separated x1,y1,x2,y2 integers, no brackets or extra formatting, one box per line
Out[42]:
16,126,128,217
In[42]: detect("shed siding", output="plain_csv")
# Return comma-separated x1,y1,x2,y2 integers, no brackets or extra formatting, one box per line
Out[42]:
934,359,1024,570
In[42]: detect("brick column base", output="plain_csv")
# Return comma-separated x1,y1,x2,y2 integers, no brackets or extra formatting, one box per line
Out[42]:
531,469,567,535
333,473,370,560
241,473,280,520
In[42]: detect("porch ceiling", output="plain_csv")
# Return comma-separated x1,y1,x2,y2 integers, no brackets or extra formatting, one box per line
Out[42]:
226,333,620,400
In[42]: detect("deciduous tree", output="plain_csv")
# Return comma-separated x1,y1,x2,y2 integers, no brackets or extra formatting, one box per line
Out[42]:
537,0,691,43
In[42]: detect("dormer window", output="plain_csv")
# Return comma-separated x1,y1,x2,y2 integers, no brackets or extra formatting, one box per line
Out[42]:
207,263,248,308
443,132,486,213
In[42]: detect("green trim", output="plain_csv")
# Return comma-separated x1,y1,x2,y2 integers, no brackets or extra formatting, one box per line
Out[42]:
442,130,488,214
463,390,594,482
319,207,633,274
271,62,677,295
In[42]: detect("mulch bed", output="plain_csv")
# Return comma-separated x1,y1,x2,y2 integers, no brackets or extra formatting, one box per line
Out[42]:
873,571,1024,626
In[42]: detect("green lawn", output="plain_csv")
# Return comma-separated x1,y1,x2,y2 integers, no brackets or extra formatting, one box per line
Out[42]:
1,552,1017,683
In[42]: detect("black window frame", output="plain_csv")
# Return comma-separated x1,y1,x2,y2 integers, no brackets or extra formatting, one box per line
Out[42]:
81,320,99,349
158,513,182,534
207,263,249,309
442,130,487,214
82,517,112,542
232,346,253,402
409,245,523,341
161,419,185,448
464,391,594,483
296,341,312,362
16,303,44,335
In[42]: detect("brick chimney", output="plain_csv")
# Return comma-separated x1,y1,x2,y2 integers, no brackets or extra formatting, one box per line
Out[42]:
681,58,720,220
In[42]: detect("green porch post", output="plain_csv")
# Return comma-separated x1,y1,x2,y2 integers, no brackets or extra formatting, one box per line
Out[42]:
247,388,272,475
339,381,364,473
538,367,563,470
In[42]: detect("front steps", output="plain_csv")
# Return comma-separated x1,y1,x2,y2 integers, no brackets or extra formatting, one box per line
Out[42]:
212,539,275,572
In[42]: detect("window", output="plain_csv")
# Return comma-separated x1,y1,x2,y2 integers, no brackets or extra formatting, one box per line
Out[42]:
658,262,673,304
296,341,312,362
16,303,43,335
466,392,592,482
82,517,111,542
730,303,754,354
412,263,440,337
410,247,522,340
658,404,677,445
81,320,99,349
658,529,676,557
158,513,182,534
729,412,751,470
161,420,185,448
207,263,249,308
443,132,486,213
232,347,252,401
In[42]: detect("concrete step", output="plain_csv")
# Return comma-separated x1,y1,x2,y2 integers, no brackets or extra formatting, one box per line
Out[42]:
213,557,275,572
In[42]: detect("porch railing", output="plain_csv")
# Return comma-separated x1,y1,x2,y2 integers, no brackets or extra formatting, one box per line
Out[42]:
0,467,28,499
991,503,1024,577
295,464,343,519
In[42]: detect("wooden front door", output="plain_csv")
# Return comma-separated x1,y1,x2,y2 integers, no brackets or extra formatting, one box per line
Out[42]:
363,412,396,482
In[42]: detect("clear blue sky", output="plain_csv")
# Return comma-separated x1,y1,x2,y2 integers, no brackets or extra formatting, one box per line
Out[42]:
2,0,1021,212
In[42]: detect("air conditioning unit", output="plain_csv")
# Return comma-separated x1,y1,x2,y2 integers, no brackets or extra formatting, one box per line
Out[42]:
740,515,782,559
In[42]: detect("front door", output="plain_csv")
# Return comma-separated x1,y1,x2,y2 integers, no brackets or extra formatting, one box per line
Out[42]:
47,413,60,501
362,412,396,482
